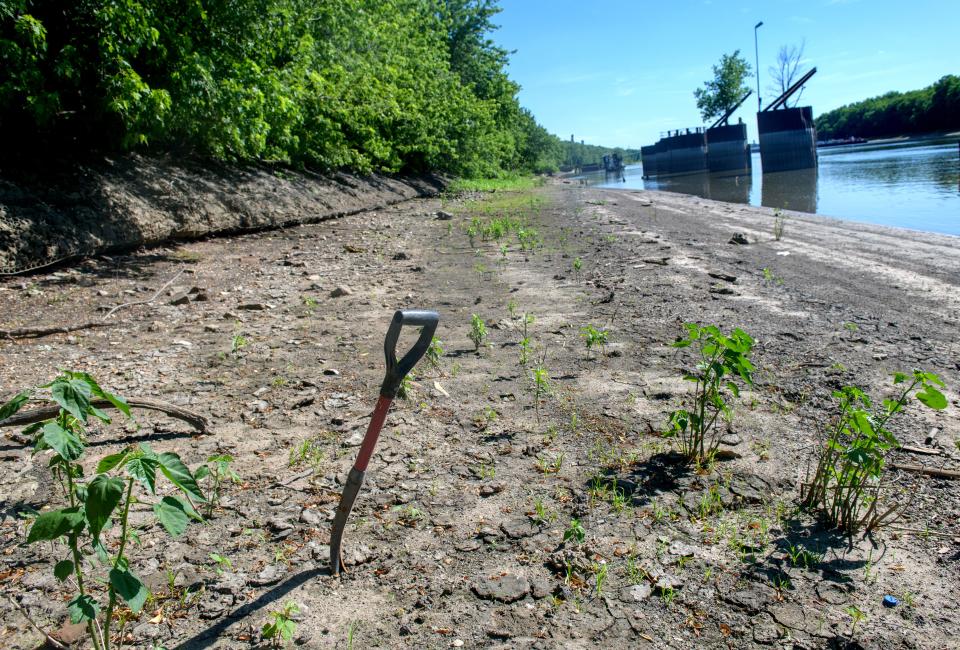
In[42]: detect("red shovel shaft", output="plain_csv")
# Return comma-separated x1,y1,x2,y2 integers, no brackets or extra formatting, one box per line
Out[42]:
354,395,392,472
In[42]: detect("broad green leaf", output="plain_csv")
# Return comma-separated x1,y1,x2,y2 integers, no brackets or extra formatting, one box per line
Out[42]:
109,568,149,613
88,404,112,424
158,452,206,502
892,372,908,384
852,412,874,437
194,465,210,481
68,594,99,624
27,507,85,543
916,386,947,410
206,454,233,464
97,450,131,473
50,378,92,422
85,475,125,541
41,422,84,461
54,560,74,581
921,371,946,388
0,390,31,421
154,496,190,537
126,456,159,493
70,372,131,417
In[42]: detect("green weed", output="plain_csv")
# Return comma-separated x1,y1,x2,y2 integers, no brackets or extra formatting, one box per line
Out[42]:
1,373,205,650
666,323,755,464
801,370,947,533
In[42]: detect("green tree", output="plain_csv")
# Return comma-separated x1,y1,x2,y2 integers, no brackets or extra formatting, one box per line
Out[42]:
693,50,752,123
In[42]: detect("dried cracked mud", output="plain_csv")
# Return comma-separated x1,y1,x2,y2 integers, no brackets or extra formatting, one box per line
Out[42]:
0,180,958,649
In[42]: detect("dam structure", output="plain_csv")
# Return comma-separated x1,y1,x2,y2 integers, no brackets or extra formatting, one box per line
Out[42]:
756,68,819,173
642,91,753,179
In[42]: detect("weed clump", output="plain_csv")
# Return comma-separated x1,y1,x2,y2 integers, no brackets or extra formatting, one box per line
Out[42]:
666,323,755,465
801,370,947,533
469,314,487,350
0,372,206,650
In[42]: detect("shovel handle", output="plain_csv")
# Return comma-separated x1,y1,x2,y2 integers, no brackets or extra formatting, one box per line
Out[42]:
380,309,439,398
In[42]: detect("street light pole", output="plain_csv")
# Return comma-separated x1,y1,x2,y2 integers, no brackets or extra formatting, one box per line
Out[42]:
754,21,764,111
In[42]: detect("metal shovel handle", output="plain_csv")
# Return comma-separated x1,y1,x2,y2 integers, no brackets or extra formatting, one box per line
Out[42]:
329,309,439,576
380,309,439,398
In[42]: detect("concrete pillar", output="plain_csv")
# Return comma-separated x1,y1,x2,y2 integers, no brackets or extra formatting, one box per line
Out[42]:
757,107,818,173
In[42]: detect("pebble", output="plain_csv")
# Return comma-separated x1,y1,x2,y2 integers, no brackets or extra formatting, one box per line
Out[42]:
620,583,652,603
330,285,353,297
472,573,530,603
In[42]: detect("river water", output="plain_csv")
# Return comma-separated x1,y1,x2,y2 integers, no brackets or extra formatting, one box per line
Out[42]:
581,136,960,237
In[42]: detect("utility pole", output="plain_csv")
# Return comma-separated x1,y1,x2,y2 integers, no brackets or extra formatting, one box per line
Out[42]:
754,21,764,111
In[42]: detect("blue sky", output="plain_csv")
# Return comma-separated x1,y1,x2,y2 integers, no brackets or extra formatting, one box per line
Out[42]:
493,0,960,147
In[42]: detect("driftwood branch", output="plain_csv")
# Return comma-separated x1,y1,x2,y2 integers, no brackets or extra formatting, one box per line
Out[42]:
3,593,69,650
0,397,210,436
890,463,960,480
0,321,115,340
101,269,183,320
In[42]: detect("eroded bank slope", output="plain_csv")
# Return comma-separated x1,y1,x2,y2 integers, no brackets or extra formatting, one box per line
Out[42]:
0,154,445,273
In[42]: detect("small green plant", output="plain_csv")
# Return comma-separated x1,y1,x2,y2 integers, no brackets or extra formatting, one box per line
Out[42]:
425,336,444,369
231,333,248,355
301,296,319,314
536,452,564,475
845,605,866,638
532,498,555,524
195,454,241,516
397,371,415,400
531,364,551,422
469,314,487,350
660,586,676,607
761,267,784,286
626,555,644,584
563,518,585,545
507,299,518,317
772,209,786,241
801,370,947,533
573,257,583,282
1,372,206,650
209,552,233,575
518,313,535,366
580,324,609,358
262,601,299,647
593,561,608,596
666,324,755,464
289,437,326,471
786,543,823,570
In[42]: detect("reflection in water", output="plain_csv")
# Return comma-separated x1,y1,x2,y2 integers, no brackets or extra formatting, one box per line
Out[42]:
646,170,751,204
580,136,960,236
762,168,817,213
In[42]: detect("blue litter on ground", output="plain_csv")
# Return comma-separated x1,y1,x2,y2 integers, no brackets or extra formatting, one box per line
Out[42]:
883,595,899,607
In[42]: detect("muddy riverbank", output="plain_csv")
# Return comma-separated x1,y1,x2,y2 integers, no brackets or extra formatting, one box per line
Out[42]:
0,180,957,648
0,154,445,274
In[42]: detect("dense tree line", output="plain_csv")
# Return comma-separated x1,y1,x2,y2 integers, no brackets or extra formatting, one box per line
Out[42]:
0,0,592,176
815,75,960,140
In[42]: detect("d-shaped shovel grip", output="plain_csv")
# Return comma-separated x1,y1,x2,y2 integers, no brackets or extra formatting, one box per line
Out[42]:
380,309,439,398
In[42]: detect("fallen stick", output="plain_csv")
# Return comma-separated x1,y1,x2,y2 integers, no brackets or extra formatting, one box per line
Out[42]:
0,397,210,435
890,463,960,480
0,321,115,340
3,593,69,650
897,445,942,457
101,268,183,320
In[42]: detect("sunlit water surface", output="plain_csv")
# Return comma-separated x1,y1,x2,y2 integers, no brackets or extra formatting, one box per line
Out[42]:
580,136,960,236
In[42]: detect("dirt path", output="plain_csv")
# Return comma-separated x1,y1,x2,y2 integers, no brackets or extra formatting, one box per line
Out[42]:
0,182,957,649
